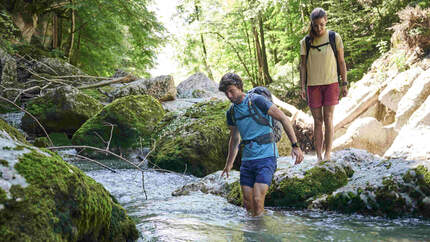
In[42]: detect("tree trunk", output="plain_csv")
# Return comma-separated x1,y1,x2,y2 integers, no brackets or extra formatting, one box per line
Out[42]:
194,2,214,81
67,0,76,62
258,13,273,86
252,24,264,87
52,14,58,49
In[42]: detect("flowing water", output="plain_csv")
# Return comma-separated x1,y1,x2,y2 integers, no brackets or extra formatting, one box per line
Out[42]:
77,158,430,242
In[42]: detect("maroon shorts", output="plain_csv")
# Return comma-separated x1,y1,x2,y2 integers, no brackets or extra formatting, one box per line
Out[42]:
307,82,339,109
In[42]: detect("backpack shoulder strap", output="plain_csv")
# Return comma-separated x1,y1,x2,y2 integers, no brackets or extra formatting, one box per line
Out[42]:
228,104,236,125
305,35,311,63
329,30,340,82
248,94,272,127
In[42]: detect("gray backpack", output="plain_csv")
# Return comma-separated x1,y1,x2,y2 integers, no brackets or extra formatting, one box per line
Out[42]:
230,86,283,144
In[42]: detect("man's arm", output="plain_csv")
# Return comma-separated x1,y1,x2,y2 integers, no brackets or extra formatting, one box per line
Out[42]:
267,105,304,164
221,125,240,178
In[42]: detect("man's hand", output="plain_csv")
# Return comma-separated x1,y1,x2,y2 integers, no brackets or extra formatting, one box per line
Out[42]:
221,162,233,178
341,86,348,98
291,147,304,165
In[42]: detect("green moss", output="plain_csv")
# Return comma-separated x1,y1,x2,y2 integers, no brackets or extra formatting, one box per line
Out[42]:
0,118,27,144
150,100,231,177
226,181,243,206
266,165,349,208
48,132,72,146
72,95,164,155
0,159,8,166
21,88,103,135
325,191,367,214
0,102,19,114
81,87,112,103
34,137,51,148
0,149,138,241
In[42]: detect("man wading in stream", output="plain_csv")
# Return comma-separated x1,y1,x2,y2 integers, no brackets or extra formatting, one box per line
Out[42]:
219,73,304,217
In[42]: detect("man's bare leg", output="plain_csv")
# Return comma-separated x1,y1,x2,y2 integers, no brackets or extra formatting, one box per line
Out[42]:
323,105,335,161
241,185,254,214
252,183,269,217
311,107,324,161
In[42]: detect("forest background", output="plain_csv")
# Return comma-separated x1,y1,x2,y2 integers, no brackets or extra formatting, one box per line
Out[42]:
1,0,429,109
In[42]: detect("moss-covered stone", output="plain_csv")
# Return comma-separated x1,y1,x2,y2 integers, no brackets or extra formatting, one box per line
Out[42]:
72,95,164,156
81,87,113,103
21,86,103,136
33,133,71,148
0,117,27,144
226,181,243,206
0,102,19,114
0,147,138,241
149,100,231,177
266,164,350,208
34,136,50,148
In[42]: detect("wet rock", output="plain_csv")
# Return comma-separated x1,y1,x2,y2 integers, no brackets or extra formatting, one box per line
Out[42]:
149,100,231,177
0,126,138,241
21,86,103,136
176,73,226,99
310,149,430,218
112,75,176,101
172,170,240,197
72,95,164,157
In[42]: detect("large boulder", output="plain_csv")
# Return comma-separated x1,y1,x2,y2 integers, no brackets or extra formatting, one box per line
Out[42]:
0,120,138,241
176,73,225,99
394,68,430,130
149,100,231,177
33,58,90,84
378,67,422,112
384,93,430,161
21,86,103,136
72,95,164,156
311,149,430,218
112,75,176,101
333,117,397,156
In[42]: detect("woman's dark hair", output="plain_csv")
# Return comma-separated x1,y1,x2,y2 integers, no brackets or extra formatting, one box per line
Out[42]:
308,8,327,41
219,72,243,92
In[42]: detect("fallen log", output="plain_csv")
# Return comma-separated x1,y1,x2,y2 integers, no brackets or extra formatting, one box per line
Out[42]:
77,74,137,90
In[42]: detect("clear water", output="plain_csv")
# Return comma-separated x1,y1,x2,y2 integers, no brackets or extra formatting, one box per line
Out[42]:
80,161,430,242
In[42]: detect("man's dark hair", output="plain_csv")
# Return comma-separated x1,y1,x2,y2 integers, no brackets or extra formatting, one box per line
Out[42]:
219,72,243,92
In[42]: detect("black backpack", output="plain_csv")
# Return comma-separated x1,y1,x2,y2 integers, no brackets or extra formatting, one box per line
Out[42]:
305,30,340,86
229,86,283,144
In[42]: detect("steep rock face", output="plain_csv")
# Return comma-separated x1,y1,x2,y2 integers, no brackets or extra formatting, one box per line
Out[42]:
149,100,231,177
72,95,164,157
112,75,177,101
176,73,225,99
21,86,103,136
0,120,138,241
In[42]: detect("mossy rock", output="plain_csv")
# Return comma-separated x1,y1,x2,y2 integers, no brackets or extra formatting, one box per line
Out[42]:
317,164,430,218
21,86,103,136
34,132,72,148
265,162,351,208
0,102,19,114
72,95,164,156
226,181,243,206
0,117,27,144
81,86,113,103
149,100,231,177
0,139,138,241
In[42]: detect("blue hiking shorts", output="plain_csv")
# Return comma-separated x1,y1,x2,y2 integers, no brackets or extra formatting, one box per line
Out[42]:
240,156,277,187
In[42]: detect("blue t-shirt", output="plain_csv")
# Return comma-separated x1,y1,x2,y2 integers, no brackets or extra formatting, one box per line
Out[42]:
226,94,279,161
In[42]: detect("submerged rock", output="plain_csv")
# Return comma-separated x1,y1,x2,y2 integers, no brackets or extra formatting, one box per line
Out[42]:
72,95,164,157
0,118,138,241
149,100,231,177
21,86,103,136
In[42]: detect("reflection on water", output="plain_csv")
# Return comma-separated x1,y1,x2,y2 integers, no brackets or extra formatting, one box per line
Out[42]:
82,166,430,242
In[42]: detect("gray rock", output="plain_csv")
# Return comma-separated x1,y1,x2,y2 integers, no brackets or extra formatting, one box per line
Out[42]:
112,75,176,101
0,48,19,99
177,72,225,99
